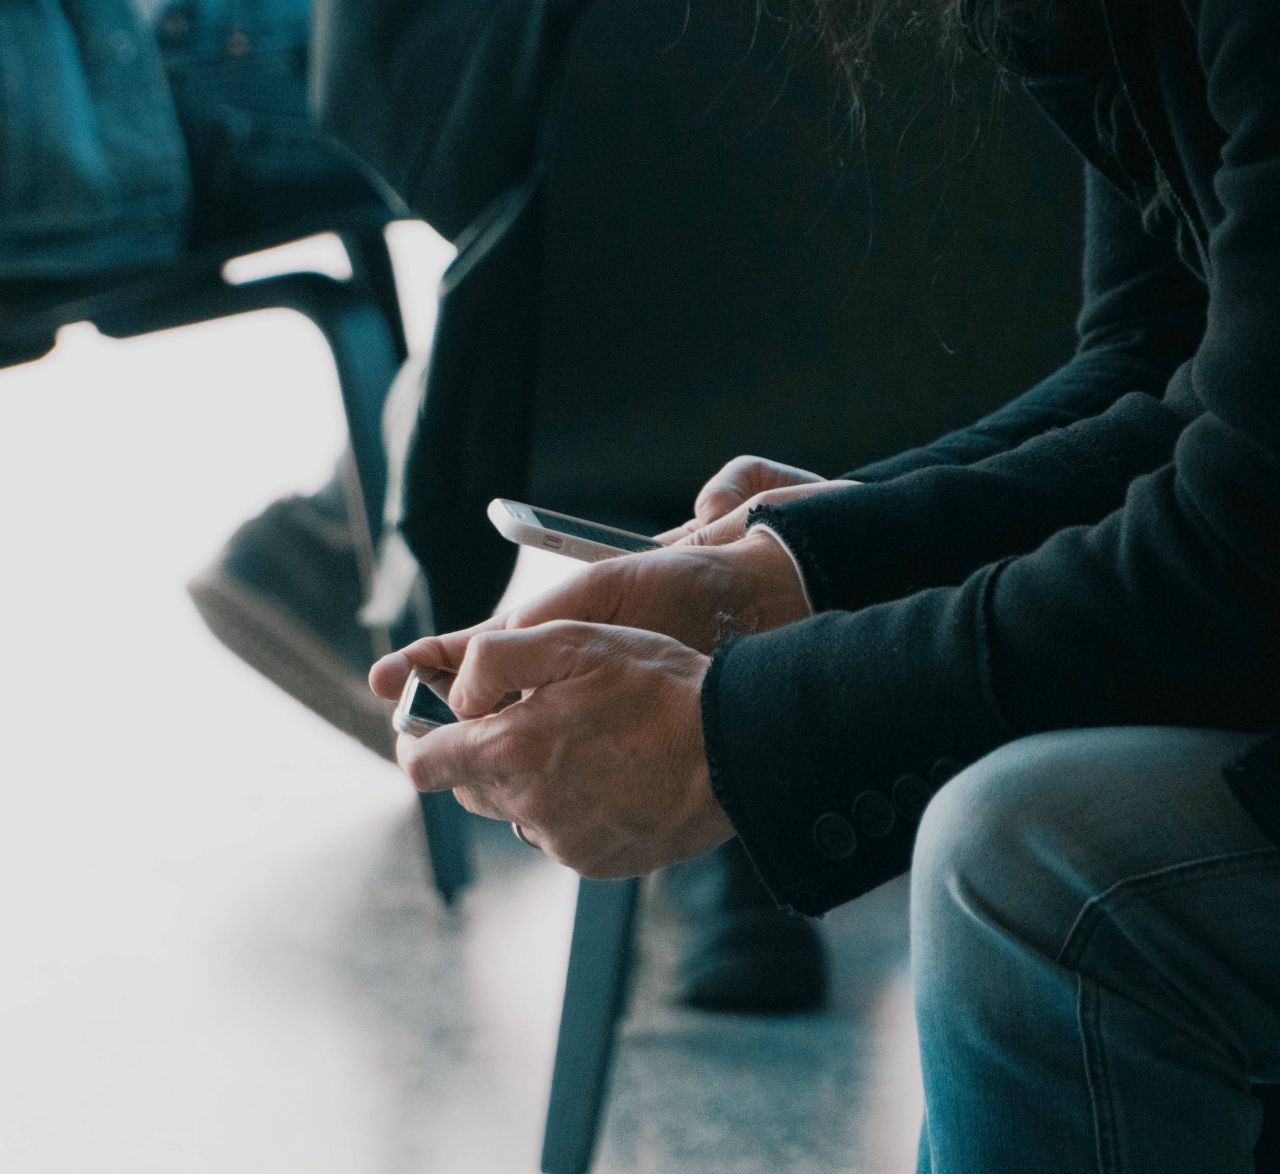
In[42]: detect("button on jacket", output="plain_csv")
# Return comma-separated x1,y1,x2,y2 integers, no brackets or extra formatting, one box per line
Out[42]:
704,0,1280,916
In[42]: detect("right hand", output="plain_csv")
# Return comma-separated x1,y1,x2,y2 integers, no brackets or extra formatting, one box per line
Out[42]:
655,455,858,547
370,521,815,717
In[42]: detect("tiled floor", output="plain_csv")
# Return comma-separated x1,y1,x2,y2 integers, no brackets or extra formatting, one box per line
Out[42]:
0,230,921,1173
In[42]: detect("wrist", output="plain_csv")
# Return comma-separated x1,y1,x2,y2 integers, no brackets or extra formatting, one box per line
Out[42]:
735,524,814,628
677,653,735,857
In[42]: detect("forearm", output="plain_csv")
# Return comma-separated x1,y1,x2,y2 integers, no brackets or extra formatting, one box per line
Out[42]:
845,346,1188,482
707,425,1280,916
757,379,1188,614
845,165,1205,484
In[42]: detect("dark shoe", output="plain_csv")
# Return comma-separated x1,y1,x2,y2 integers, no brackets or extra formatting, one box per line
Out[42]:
659,839,827,1014
187,482,398,760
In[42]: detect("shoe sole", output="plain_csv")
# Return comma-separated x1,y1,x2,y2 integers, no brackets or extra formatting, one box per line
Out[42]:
187,568,397,762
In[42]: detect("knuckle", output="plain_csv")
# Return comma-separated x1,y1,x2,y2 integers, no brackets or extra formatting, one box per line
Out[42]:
476,720,530,782
468,629,500,663
545,617,590,644
462,632,505,686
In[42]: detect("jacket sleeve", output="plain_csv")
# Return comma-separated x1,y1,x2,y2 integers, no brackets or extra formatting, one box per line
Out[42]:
844,165,1204,483
705,1,1280,916
760,166,1204,617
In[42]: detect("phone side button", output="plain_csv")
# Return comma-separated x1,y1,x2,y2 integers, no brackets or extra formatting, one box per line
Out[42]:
542,534,564,551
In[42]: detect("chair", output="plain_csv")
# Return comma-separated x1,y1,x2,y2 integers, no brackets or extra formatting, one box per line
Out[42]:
539,873,1280,1172
541,877,641,1173
0,209,472,904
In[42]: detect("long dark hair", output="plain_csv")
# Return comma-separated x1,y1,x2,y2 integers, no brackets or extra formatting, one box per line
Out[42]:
791,0,998,129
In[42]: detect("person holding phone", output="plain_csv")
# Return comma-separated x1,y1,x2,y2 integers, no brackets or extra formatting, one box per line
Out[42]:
372,0,1280,1166
197,0,1086,1017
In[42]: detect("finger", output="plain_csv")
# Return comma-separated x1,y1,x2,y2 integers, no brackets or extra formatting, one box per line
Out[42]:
678,502,751,548
680,480,860,550
693,458,759,526
369,612,508,698
450,621,615,716
692,456,822,526
653,517,699,545
396,717,511,798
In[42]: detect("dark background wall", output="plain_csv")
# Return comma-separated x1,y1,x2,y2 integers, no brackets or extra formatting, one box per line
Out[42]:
526,0,1084,528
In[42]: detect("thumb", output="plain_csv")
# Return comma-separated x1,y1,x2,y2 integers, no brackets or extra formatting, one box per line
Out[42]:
505,561,623,631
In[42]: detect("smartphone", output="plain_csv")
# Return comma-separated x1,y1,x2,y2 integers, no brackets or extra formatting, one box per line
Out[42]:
393,668,458,737
487,498,663,562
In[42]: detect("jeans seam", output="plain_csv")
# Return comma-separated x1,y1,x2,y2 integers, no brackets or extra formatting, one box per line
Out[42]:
1055,848,1280,969
1061,847,1280,1174
1079,974,1122,1174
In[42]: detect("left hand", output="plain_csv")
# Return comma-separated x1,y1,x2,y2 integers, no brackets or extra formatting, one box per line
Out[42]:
392,620,734,878
371,527,810,708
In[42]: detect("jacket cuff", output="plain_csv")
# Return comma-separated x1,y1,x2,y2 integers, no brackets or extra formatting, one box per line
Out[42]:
747,522,815,617
701,570,1013,916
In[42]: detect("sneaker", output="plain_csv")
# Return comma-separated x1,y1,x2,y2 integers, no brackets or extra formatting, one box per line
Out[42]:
659,838,828,1014
187,482,398,760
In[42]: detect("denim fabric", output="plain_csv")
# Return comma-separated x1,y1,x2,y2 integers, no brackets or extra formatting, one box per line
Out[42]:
157,0,376,249
0,0,189,279
0,0,380,282
910,727,1280,1172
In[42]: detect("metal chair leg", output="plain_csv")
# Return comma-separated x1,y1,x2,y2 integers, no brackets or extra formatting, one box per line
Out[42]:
392,591,473,906
541,876,641,1174
296,277,473,905
87,266,474,903
340,225,409,367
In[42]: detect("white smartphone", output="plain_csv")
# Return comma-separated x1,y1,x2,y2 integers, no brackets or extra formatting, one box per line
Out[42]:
487,498,663,562
393,668,458,737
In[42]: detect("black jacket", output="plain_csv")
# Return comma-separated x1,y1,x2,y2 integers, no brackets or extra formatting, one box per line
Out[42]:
706,0,1280,915
312,0,1085,633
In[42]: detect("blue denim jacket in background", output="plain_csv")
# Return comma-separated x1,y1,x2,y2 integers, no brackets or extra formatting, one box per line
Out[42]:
0,0,189,280
0,0,373,283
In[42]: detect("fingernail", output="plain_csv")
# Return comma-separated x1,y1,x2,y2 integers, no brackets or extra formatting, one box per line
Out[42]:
375,651,408,676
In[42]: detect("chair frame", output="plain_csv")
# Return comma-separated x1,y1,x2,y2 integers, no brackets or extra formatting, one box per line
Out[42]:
0,213,472,904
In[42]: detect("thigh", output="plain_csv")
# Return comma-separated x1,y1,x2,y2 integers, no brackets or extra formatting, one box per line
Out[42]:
913,726,1280,1080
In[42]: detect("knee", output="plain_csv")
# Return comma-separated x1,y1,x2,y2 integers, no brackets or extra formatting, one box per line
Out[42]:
910,732,1098,959
914,736,1052,898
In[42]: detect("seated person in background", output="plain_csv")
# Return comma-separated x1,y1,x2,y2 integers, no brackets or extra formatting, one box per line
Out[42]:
370,0,1280,1167
195,0,1082,1015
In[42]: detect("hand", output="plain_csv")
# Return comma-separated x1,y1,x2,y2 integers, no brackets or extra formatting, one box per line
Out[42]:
388,621,734,877
370,526,810,714
654,454,859,547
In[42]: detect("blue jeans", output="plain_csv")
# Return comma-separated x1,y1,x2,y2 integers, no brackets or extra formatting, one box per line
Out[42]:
911,727,1280,1173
